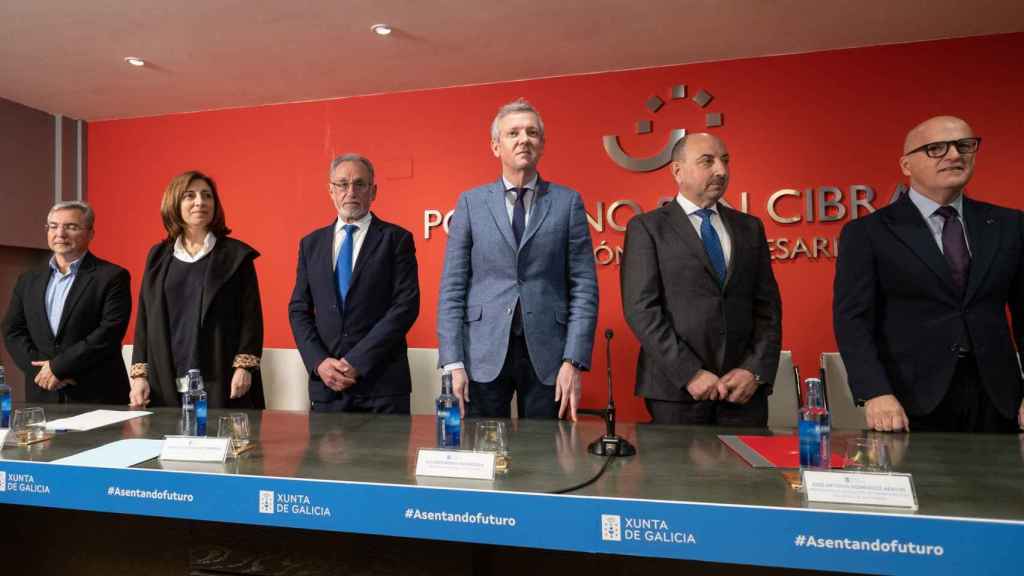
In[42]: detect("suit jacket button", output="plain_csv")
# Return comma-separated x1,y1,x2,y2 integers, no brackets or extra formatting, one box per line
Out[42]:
330,305,338,311
506,307,513,315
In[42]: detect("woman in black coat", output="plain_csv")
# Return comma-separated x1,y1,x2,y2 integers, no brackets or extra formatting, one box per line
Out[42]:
129,171,264,409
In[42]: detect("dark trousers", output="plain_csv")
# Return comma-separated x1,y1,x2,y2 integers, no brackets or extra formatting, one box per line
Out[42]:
311,394,410,415
645,387,769,427
909,355,1018,433
467,333,557,419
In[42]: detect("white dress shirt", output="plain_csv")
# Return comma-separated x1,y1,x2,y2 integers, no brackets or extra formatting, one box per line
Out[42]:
173,232,217,263
332,212,373,271
676,193,733,266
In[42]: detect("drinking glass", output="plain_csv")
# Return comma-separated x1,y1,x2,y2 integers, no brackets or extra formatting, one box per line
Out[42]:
217,413,251,456
474,420,510,473
844,437,891,472
12,407,47,444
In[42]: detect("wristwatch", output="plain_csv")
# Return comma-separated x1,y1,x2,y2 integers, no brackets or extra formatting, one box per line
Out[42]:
563,359,586,371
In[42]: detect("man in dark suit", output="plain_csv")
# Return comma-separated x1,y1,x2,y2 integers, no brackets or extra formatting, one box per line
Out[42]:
437,99,599,421
834,115,1024,433
2,201,131,404
621,133,782,426
289,154,420,413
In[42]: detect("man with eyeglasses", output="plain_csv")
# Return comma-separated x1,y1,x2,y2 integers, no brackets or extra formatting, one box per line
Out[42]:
2,201,131,404
289,154,420,413
835,115,1024,433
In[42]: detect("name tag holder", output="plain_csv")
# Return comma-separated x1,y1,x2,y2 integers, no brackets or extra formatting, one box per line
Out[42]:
160,436,230,463
802,470,918,510
415,448,496,480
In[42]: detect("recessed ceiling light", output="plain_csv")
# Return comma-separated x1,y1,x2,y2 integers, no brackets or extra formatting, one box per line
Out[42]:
124,57,146,67
370,24,392,36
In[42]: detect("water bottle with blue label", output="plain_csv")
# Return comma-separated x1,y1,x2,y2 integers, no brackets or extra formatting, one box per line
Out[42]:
436,371,461,448
187,369,208,436
0,364,11,428
799,377,831,470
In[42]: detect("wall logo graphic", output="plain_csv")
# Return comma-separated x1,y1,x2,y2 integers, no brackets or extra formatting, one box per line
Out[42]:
259,490,274,514
0,471,5,492
603,83,723,172
601,514,622,541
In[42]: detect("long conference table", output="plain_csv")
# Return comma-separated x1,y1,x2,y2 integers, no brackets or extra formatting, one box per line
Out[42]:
0,404,1020,575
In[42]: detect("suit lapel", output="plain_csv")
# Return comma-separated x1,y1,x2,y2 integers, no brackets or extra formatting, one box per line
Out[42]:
350,216,383,289
30,266,55,341
961,197,997,304
882,195,958,300
520,179,552,248
486,178,518,250
317,223,337,296
201,242,229,323
55,253,96,338
663,201,720,285
718,205,741,288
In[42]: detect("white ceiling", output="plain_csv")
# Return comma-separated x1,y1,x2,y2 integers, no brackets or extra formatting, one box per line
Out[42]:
2,0,1022,121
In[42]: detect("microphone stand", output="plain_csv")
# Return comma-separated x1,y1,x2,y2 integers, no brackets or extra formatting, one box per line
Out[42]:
577,329,636,457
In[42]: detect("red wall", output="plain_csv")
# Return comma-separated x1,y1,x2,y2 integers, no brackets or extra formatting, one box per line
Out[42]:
88,33,1024,421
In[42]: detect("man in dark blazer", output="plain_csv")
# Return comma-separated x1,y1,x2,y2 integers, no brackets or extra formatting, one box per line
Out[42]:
834,115,1024,433
621,133,782,426
289,154,420,413
437,99,599,421
3,201,131,404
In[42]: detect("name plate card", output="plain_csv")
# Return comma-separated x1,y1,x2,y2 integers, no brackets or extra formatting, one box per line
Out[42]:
159,436,230,463
415,449,495,480
802,470,918,509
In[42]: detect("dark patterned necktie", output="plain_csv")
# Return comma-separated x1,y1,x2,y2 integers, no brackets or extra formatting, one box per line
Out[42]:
934,206,970,295
512,188,526,245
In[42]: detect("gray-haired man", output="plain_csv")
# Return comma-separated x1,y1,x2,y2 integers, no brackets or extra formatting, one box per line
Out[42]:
3,201,132,403
437,99,599,420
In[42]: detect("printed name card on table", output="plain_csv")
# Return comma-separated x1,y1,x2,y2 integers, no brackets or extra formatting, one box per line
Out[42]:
160,436,230,463
415,449,496,480
802,470,918,510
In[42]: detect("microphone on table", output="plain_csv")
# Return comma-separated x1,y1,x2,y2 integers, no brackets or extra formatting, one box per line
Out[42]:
577,329,636,457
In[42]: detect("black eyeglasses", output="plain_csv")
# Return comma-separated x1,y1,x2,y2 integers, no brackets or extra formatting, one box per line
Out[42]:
905,137,981,159
330,180,370,193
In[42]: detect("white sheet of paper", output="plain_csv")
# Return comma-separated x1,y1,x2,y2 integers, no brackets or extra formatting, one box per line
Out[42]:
52,439,163,467
45,409,152,432
0,429,8,448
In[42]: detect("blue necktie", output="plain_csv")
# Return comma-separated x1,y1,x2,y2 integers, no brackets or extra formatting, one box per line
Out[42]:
336,224,357,304
512,188,526,246
696,208,726,286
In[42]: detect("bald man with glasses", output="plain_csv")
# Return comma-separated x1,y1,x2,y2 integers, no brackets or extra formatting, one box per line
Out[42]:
834,116,1024,433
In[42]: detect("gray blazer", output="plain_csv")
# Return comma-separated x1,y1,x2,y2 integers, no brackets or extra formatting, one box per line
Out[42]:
437,177,599,385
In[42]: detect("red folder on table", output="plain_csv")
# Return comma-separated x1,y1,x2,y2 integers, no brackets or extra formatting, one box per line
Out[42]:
719,434,845,469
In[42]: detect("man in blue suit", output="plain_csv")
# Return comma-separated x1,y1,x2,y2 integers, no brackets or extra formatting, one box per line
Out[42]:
437,99,599,420
289,154,420,413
